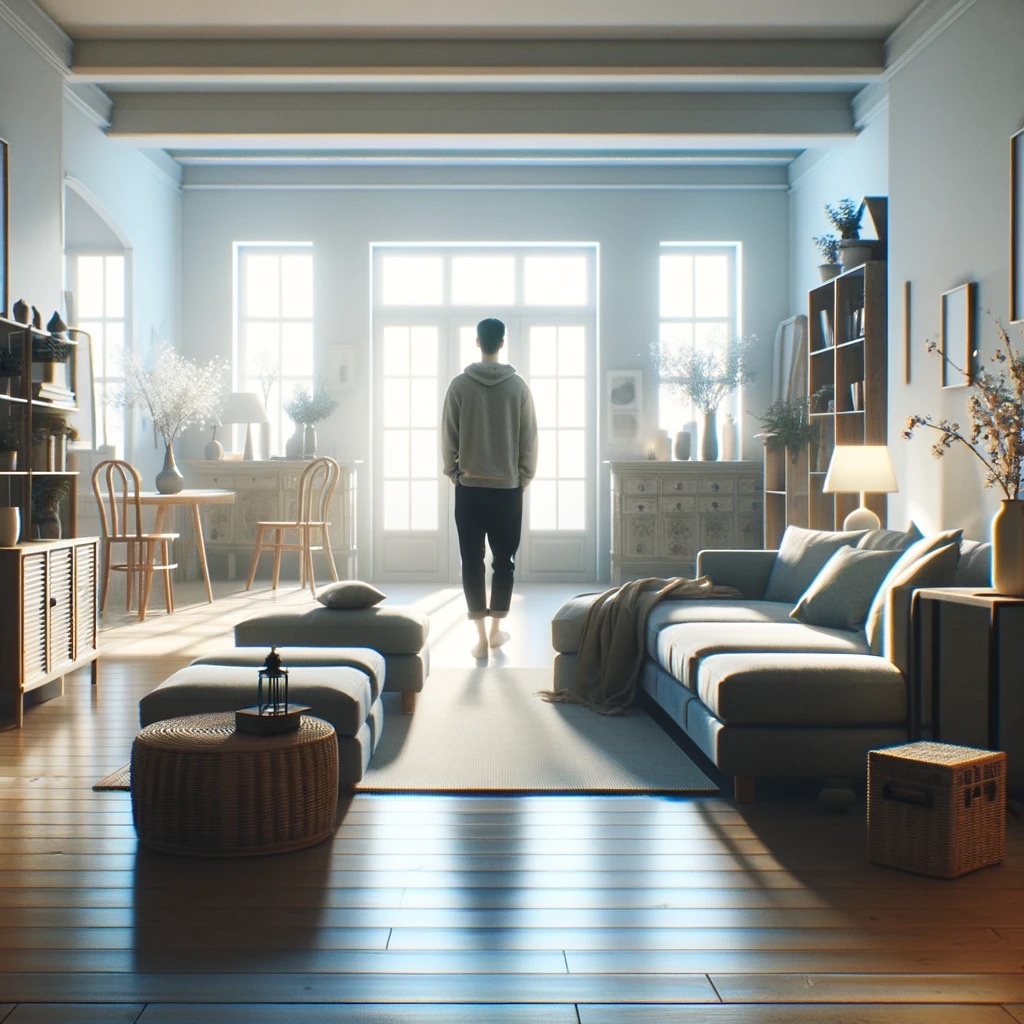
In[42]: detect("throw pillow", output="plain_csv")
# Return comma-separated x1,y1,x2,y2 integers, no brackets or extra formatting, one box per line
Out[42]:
762,525,867,605
864,529,964,654
790,546,903,632
856,521,924,551
317,580,387,610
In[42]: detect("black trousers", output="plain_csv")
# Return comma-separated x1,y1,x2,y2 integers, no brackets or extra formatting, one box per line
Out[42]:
454,484,524,620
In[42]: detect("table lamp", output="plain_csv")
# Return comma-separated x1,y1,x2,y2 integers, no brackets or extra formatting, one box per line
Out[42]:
219,391,269,461
823,445,898,530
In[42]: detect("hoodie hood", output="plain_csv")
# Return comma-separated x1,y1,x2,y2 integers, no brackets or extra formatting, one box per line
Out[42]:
464,362,518,386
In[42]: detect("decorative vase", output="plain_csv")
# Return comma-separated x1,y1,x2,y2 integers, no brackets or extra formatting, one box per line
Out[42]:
303,424,318,459
0,506,20,547
204,439,224,460
155,443,184,495
721,413,737,461
838,239,874,269
673,431,691,461
991,499,1024,596
0,450,16,471
285,425,305,460
34,507,61,540
700,409,719,461
11,299,29,324
818,263,842,282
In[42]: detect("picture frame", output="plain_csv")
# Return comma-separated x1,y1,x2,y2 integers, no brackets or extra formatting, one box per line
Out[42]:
0,138,8,319
606,369,642,450
940,281,975,389
1012,127,1024,323
328,344,356,394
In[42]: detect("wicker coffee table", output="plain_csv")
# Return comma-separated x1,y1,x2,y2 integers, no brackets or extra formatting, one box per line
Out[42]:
131,711,339,857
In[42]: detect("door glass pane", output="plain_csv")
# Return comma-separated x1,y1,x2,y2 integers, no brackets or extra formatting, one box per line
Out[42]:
76,257,104,318
558,379,585,428
410,430,437,478
383,379,410,427
558,481,586,530
410,379,435,428
383,429,410,477
531,379,557,428
660,254,694,318
383,327,411,375
245,255,281,317
523,256,588,305
451,256,515,306
694,254,730,318
558,326,586,375
410,481,438,530
558,429,586,479
529,480,557,531
383,481,409,531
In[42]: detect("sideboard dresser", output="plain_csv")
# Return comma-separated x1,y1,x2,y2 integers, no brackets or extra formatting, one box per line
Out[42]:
609,460,764,583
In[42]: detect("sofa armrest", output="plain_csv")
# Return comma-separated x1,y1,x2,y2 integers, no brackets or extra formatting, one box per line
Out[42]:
695,548,778,599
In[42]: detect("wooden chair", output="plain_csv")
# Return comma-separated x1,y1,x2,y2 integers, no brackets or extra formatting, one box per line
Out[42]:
245,456,341,596
92,459,178,621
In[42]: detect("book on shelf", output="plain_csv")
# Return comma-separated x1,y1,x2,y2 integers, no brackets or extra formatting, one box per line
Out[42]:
818,309,833,348
32,381,75,404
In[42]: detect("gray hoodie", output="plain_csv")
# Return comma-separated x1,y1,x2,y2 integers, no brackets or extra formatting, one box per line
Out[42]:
442,362,538,489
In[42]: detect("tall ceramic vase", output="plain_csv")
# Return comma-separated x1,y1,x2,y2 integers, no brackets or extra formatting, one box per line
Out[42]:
155,443,184,495
303,424,318,459
0,506,20,547
700,409,719,461
992,499,1024,596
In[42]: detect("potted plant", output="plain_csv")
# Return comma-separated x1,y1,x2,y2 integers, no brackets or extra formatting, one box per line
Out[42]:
283,381,339,459
824,198,874,268
31,476,72,539
813,234,842,281
652,336,756,461
0,414,20,471
0,349,22,398
115,346,228,493
751,396,819,463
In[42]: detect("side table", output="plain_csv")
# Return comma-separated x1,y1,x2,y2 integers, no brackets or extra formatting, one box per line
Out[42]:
910,587,1024,784
131,712,338,856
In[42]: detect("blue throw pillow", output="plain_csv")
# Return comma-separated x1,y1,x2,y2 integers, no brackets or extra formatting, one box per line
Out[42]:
762,525,867,604
791,545,903,632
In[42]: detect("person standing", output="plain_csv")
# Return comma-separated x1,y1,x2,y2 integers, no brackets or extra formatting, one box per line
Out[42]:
442,317,538,659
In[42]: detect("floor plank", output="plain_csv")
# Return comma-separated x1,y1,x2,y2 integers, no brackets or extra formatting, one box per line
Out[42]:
578,1007,1020,1024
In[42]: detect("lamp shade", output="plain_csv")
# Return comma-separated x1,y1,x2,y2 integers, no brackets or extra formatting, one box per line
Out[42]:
219,391,269,426
822,445,898,495
218,392,269,461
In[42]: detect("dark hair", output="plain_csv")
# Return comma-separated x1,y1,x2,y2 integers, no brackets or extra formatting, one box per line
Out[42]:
476,317,506,355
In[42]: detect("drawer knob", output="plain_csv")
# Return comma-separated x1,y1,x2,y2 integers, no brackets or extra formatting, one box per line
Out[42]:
711,501,720,510
49,596,57,608
674,482,683,491
637,484,645,492
711,483,720,492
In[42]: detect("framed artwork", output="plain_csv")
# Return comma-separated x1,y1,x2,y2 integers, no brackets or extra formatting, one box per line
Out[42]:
1012,127,1024,323
606,369,642,450
940,282,975,389
0,138,8,319
769,314,807,404
328,344,356,394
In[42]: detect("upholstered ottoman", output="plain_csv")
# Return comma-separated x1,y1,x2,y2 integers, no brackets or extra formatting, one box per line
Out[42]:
139,647,385,785
234,606,430,713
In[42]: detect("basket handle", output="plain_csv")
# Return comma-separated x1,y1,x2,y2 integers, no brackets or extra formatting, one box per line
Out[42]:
882,782,933,808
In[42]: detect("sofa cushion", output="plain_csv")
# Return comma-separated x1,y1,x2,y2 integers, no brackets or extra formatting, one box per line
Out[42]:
956,540,992,587
864,529,963,654
550,592,601,653
695,652,907,727
790,546,903,632
644,600,794,653
317,579,387,609
856,522,923,551
653,621,870,691
761,525,866,604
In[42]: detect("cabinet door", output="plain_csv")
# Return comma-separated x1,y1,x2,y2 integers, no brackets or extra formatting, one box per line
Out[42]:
621,514,657,557
22,552,47,686
48,547,75,674
660,515,696,559
700,514,734,549
75,542,97,660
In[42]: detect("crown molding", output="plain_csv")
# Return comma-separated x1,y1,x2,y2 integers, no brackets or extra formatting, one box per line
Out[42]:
63,83,113,129
0,0,71,76
885,0,979,78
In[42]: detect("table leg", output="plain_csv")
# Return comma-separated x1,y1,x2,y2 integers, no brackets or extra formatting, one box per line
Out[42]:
191,503,214,604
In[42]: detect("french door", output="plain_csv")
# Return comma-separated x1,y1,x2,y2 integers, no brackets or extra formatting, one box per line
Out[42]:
371,247,597,584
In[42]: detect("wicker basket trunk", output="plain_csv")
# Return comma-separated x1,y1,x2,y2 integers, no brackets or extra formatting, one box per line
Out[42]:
867,741,1006,878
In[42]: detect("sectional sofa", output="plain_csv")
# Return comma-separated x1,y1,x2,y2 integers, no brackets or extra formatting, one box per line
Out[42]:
552,524,991,800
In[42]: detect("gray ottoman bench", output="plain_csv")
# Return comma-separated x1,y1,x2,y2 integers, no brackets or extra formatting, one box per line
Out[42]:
139,646,385,786
234,605,430,713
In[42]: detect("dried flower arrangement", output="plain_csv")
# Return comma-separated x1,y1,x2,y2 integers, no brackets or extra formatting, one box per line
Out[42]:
652,336,757,413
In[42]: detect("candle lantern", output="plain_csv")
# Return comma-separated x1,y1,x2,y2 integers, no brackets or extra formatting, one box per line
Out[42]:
235,646,308,735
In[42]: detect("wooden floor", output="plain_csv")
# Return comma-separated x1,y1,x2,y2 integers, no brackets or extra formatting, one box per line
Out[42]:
2,576,1024,1022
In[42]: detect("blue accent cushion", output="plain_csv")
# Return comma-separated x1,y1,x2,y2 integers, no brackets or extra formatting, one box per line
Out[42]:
762,525,866,605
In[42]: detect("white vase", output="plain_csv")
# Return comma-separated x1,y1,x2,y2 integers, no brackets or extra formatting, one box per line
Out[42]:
0,506,20,547
992,499,1024,596
721,413,737,461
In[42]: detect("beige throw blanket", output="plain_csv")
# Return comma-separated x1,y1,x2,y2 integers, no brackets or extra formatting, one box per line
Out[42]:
541,575,741,715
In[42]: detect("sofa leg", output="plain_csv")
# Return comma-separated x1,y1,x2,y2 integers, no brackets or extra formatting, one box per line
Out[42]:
733,776,755,803
401,692,417,715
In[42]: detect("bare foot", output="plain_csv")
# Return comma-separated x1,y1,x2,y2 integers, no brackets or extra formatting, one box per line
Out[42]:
488,629,510,649
471,639,489,659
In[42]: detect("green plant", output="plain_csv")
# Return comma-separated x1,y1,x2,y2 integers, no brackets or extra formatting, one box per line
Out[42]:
813,234,841,265
652,336,757,413
824,198,864,239
751,397,819,462
0,349,22,375
904,315,1024,499
0,415,21,449
284,381,339,425
31,475,72,514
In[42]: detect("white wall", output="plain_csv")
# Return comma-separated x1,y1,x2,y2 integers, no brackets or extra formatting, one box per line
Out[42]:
887,0,1024,540
181,175,791,577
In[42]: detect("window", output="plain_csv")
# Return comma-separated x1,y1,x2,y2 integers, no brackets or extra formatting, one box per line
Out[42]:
235,244,314,454
69,253,126,452
657,245,741,431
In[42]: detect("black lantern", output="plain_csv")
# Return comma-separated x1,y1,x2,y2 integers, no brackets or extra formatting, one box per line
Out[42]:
235,646,309,735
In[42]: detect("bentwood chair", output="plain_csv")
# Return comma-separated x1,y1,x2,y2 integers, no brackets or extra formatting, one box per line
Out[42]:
245,455,341,596
92,459,178,621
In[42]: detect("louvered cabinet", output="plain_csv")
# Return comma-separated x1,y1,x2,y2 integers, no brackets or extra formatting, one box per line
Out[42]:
0,538,99,729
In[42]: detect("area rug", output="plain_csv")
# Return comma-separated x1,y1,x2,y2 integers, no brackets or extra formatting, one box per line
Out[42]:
93,764,131,791
357,666,717,794
93,667,718,795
